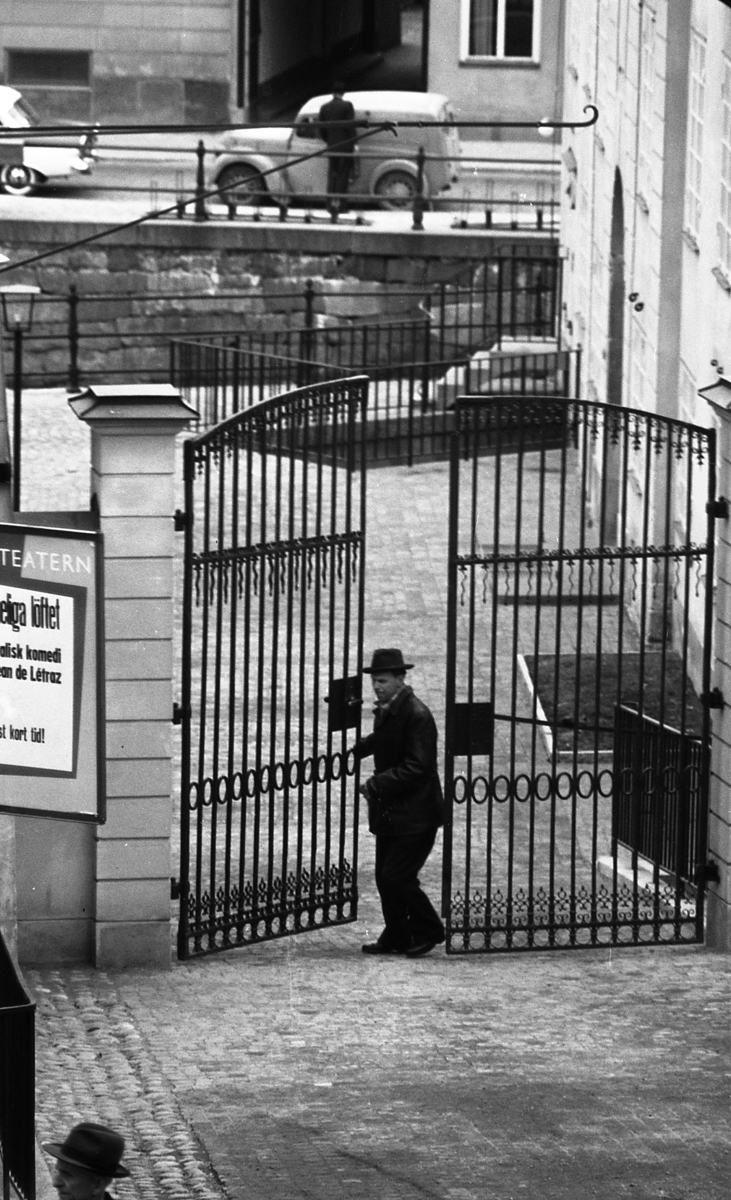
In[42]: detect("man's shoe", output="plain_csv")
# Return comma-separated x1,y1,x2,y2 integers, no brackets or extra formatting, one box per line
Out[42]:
362,941,404,955
405,939,440,957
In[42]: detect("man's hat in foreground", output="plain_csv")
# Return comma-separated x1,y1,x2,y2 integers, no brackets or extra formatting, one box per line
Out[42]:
43,1123,130,1179
363,648,414,674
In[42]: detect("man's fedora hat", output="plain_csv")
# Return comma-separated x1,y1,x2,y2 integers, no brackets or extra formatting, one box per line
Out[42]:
43,1123,130,1179
363,648,414,674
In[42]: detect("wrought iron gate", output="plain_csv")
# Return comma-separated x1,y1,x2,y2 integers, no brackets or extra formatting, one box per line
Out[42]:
444,396,716,952
177,377,367,958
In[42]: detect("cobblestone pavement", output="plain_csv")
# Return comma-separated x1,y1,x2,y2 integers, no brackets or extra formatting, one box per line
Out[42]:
26,946,731,1200
13,391,731,1200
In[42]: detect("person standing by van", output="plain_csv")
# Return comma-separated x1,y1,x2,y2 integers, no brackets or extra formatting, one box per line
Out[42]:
318,82,358,201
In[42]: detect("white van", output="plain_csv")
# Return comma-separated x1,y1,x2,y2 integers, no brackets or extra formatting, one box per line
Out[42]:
210,90,461,209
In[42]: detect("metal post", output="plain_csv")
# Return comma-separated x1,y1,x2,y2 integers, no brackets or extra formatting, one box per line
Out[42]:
194,140,208,222
12,325,22,512
304,278,315,330
67,283,80,392
412,146,426,231
301,278,315,368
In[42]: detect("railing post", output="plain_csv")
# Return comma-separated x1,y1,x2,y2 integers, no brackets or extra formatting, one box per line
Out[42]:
304,277,315,331
300,279,315,369
67,283,80,393
412,146,426,231
0,929,35,1200
194,140,208,222
420,309,432,412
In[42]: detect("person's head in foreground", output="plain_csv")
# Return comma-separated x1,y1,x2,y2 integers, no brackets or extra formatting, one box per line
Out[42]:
44,1122,130,1200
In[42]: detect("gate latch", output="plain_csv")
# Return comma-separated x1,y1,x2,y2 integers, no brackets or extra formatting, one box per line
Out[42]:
706,497,729,520
325,676,363,732
452,702,494,756
701,687,725,710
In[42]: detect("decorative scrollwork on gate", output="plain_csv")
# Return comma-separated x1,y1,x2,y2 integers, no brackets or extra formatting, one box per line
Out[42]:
191,531,363,605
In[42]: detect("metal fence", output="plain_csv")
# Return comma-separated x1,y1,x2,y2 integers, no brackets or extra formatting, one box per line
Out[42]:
613,705,703,886
169,254,568,463
5,251,560,390
0,930,35,1200
170,337,582,467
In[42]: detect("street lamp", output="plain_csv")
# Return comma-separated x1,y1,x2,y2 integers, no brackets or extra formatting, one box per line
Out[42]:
0,284,41,511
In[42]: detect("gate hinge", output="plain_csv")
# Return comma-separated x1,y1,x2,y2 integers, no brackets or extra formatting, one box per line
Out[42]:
701,687,725,710
174,509,189,531
171,876,181,900
695,860,721,887
706,496,729,520
172,702,190,725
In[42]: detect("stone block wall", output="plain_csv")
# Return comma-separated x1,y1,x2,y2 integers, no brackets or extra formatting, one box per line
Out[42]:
0,217,552,389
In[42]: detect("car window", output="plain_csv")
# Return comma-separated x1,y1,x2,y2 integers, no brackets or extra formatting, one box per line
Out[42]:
294,118,322,140
3,96,40,128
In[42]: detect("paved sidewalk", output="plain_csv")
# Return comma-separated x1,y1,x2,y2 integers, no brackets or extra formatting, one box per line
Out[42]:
11,390,731,1200
27,945,731,1200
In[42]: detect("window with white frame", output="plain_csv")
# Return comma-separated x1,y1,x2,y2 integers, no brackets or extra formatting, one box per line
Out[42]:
720,56,731,274
461,0,540,61
684,30,706,242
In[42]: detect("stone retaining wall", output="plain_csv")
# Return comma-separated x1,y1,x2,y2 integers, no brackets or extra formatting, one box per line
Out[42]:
0,216,555,387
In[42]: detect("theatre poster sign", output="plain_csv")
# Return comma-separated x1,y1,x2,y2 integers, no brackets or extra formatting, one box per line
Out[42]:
0,522,105,821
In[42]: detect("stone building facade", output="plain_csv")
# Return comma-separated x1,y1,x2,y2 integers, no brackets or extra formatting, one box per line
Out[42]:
428,0,566,133
0,0,400,126
560,0,731,947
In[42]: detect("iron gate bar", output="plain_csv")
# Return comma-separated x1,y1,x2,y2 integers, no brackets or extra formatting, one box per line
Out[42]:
177,376,368,958
444,396,715,953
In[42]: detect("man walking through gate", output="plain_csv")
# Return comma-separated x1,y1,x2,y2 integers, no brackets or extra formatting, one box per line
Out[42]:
355,648,446,956
318,82,358,203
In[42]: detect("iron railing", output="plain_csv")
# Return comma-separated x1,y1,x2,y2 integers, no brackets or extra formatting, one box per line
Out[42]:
170,338,582,466
5,251,560,390
0,929,35,1200
613,706,702,886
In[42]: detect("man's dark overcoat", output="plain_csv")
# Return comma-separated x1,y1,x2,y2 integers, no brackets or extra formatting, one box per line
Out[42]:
356,685,445,836
318,94,358,149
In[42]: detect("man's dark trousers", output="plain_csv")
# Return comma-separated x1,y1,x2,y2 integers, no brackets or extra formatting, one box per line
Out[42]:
327,155,353,199
375,829,445,950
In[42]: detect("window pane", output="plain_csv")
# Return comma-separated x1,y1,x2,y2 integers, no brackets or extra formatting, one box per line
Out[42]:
7,50,90,87
470,0,498,55
504,0,534,57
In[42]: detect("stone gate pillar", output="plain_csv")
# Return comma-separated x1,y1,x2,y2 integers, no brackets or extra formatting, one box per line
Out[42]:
70,384,196,969
703,383,731,950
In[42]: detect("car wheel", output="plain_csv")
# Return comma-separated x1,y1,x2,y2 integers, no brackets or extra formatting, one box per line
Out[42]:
0,164,39,196
373,169,419,210
215,164,268,205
